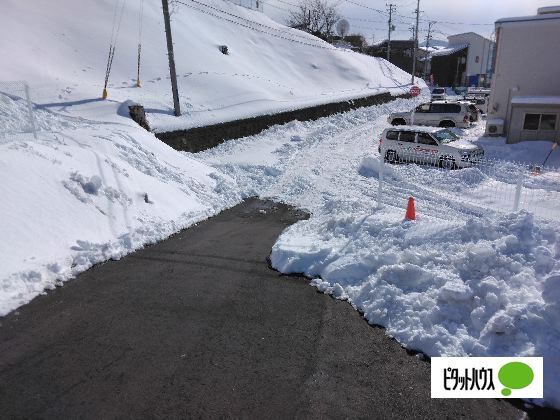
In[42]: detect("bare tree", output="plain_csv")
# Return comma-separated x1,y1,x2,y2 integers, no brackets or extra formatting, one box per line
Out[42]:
288,0,341,39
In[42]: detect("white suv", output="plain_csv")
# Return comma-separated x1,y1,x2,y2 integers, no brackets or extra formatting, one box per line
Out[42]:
431,87,446,101
379,126,484,169
388,101,473,128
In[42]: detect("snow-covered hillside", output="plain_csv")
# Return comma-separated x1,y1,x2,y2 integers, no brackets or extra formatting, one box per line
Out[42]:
0,0,419,131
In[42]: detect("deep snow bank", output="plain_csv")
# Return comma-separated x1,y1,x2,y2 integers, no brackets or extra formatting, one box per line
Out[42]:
0,94,240,315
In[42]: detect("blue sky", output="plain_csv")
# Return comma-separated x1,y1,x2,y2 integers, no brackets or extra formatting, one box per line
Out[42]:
262,0,560,43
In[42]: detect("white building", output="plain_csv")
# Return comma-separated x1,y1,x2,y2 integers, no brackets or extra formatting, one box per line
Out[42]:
421,32,494,87
486,6,560,143
447,33,494,87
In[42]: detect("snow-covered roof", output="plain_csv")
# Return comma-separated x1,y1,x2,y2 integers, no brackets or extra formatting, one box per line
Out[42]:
422,43,468,57
386,125,443,133
511,96,560,105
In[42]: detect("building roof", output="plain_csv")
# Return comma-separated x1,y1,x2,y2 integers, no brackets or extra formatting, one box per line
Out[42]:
423,43,469,57
511,96,560,105
496,12,560,24
448,32,492,43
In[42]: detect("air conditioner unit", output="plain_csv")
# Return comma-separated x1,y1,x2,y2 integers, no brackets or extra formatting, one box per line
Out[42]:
486,118,504,136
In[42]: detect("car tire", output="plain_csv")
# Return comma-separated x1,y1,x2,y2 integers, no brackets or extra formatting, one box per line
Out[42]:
385,150,399,164
439,156,457,170
391,118,406,126
439,120,455,128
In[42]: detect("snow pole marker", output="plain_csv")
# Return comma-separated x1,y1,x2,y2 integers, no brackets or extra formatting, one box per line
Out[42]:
513,170,524,212
378,142,385,209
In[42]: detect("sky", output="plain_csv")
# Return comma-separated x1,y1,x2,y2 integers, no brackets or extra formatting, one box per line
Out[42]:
260,0,560,44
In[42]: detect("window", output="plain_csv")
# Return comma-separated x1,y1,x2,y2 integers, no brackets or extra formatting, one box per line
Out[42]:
416,104,430,113
399,131,416,143
386,130,399,140
540,114,557,130
434,129,459,143
430,103,444,113
417,133,438,146
444,104,462,113
523,114,540,130
523,114,557,131
475,56,480,63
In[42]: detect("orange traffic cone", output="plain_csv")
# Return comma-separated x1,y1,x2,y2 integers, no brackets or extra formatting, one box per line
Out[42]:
405,196,416,221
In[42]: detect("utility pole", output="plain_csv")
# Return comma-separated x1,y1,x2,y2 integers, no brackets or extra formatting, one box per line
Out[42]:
423,21,435,80
425,21,435,50
411,0,420,85
162,0,181,116
386,4,396,61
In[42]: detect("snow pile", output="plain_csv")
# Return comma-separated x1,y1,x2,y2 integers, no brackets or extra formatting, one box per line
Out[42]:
272,211,556,355
0,94,240,315
198,97,560,409
0,0,420,132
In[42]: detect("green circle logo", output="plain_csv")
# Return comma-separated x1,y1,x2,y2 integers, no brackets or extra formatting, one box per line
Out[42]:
498,362,534,396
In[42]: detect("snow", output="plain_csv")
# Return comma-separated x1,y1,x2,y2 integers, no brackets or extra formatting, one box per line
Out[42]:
0,94,241,314
422,43,469,57
0,0,420,314
0,0,420,132
197,99,560,409
1,0,559,411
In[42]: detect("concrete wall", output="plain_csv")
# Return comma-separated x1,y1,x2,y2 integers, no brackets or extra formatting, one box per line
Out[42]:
152,92,405,153
488,18,560,123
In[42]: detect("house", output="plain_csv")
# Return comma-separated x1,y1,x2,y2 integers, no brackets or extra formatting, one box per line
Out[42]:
421,32,494,87
421,44,469,87
486,6,560,143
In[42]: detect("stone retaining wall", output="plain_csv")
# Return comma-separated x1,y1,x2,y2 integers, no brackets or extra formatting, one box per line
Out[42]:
137,92,408,153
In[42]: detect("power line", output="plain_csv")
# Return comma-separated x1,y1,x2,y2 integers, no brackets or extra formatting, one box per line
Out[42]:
178,0,322,42
176,0,344,51
343,0,494,26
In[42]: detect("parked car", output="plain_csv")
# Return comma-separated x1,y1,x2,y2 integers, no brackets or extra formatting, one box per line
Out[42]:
378,126,484,169
457,100,481,122
431,87,446,101
464,94,489,114
388,101,473,128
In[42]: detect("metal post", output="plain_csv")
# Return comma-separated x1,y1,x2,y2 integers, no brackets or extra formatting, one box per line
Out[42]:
513,170,523,212
162,0,181,116
411,0,420,84
378,153,385,209
386,4,395,61
24,83,37,139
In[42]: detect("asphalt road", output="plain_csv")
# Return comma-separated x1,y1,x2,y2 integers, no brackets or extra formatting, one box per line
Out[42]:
0,198,526,419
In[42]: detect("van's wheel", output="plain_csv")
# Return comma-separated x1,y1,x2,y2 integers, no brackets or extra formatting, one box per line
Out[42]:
391,118,406,126
385,150,399,164
439,156,457,170
439,120,455,128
